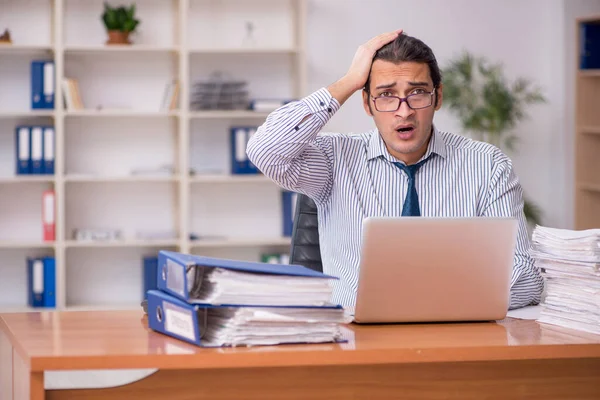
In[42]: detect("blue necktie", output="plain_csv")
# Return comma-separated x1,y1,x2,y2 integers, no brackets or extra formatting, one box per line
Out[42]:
394,158,429,216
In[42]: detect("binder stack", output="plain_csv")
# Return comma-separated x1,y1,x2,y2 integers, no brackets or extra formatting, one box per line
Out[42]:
146,250,351,347
530,226,600,335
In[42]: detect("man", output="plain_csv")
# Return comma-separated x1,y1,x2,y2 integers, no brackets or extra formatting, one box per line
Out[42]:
246,30,544,310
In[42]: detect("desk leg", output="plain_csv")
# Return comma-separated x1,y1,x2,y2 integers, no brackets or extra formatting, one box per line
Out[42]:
12,349,44,400
0,329,12,400
47,358,600,400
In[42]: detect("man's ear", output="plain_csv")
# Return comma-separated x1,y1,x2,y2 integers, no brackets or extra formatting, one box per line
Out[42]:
434,83,443,111
362,90,373,116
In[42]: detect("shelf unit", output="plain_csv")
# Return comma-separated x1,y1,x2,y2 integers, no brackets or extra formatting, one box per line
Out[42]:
574,15,600,229
0,0,305,312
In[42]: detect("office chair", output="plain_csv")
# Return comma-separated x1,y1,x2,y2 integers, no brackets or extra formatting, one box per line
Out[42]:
289,193,323,272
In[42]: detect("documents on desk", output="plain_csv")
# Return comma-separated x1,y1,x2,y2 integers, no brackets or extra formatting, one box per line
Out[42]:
147,250,352,347
531,226,600,335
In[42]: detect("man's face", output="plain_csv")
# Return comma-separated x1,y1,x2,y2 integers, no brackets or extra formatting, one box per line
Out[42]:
362,60,443,165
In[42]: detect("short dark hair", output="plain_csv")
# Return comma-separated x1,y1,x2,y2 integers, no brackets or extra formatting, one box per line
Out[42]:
364,33,442,106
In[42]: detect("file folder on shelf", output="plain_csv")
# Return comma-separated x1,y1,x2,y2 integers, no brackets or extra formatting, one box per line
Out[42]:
30,126,44,174
43,126,55,174
27,257,56,308
31,60,54,109
147,289,348,348
15,126,31,175
282,190,297,237
156,250,337,306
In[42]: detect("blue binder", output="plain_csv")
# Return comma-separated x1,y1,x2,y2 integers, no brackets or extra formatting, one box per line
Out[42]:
27,257,56,308
282,190,297,237
30,126,44,174
31,61,54,109
42,126,55,174
143,256,158,300
156,250,336,304
580,22,600,69
230,126,259,174
15,126,31,175
146,289,344,348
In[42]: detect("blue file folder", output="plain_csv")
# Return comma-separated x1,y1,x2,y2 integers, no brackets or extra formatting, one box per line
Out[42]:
143,256,158,300
27,257,56,308
146,289,345,348
156,250,336,304
31,60,54,109
42,126,55,174
30,126,44,174
282,190,297,237
230,126,259,174
15,126,31,175
580,22,600,69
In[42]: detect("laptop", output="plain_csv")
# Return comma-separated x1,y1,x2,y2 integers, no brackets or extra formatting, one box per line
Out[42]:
353,217,518,324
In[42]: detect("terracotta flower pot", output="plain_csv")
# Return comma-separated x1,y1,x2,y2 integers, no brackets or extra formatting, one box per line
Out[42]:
106,30,131,45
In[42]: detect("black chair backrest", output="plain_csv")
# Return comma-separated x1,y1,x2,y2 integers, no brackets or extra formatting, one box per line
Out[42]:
289,193,323,272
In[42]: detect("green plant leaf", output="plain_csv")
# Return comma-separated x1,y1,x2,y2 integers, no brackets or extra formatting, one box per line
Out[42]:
101,2,140,33
523,197,543,226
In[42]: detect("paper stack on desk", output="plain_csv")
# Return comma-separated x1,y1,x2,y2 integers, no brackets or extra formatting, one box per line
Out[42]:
530,226,600,335
146,250,352,347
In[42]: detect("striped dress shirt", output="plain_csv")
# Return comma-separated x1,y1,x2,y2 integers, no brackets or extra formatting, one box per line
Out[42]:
247,87,544,310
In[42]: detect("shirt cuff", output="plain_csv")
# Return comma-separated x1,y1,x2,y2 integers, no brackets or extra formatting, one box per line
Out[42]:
301,87,341,119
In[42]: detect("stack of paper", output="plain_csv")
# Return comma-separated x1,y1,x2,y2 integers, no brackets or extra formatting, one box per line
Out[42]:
201,307,350,347
187,267,334,306
530,226,600,334
147,250,352,347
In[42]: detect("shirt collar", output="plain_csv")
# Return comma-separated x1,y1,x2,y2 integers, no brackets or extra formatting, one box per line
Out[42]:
367,124,447,163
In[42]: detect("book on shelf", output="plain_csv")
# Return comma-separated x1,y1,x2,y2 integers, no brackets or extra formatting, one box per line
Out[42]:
146,250,351,347
160,80,180,111
62,78,85,110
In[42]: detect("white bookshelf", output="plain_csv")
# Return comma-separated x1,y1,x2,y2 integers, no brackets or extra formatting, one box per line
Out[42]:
0,0,306,312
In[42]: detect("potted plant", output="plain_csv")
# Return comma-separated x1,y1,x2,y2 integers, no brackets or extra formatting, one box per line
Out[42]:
442,51,546,226
101,2,140,45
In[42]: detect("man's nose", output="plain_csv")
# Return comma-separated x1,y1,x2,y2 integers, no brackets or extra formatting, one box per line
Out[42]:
395,100,415,119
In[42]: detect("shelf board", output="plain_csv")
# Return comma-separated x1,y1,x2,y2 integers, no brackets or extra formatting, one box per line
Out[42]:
65,239,180,248
579,126,600,136
65,174,178,183
579,183,600,193
578,70,600,78
0,176,54,183
190,237,291,248
189,47,298,55
189,174,272,183
0,44,53,54
0,241,55,249
64,45,178,54
65,109,179,118
0,110,55,118
189,110,271,119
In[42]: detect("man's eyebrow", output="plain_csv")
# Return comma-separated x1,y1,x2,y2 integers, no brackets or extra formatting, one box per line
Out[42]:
374,82,396,90
407,81,431,87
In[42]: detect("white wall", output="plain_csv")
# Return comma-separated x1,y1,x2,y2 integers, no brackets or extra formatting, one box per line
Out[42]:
306,0,600,229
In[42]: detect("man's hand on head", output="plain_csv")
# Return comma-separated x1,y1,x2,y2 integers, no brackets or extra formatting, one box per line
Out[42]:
327,29,403,106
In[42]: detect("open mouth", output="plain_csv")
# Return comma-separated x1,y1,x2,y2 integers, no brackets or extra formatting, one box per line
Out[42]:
396,126,415,137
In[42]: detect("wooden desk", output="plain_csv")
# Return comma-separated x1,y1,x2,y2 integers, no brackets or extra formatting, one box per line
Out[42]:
1,311,599,400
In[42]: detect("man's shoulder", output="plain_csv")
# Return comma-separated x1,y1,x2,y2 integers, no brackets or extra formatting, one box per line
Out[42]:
439,129,509,163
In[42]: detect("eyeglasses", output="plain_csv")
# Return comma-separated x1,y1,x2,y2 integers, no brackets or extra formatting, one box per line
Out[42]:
371,89,436,112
